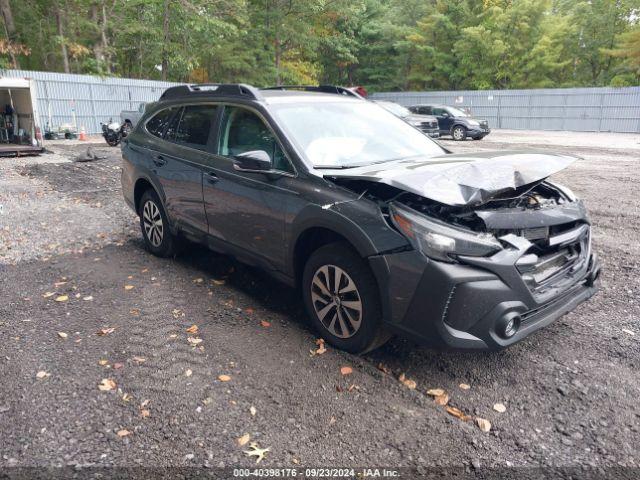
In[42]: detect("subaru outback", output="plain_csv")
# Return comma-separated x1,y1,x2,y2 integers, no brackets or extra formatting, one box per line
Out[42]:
121,84,600,353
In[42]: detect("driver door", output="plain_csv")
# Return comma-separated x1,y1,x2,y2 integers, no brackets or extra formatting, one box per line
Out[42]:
433,107,453,134
202,105,294,270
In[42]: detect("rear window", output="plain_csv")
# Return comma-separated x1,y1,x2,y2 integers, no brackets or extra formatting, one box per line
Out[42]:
145,107,178,138
172,105,218,150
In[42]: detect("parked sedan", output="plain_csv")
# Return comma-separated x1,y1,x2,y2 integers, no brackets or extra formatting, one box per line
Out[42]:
408,104,490,140
374,101,440,138
121,84,599,354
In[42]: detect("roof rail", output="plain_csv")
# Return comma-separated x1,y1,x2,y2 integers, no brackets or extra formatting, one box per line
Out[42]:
261,85,364,98
160,83,263,101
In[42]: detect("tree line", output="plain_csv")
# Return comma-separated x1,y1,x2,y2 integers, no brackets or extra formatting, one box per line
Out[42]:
1,0,639,91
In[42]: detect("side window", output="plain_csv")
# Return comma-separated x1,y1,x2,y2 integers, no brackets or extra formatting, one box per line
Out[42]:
145,107,178,138
421,106,433,115
218,106,292,173
432,107,446,117
171,105,218,150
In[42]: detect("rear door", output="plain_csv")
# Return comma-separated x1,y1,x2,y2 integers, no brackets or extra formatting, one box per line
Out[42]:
201,104,293,270
151,104,218,237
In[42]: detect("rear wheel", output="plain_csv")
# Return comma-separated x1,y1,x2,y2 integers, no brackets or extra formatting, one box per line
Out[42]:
302,242,391,354
139,189,178,257
452,125,467,141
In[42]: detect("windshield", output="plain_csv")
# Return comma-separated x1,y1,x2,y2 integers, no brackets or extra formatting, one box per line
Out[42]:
270,101,445,168
447,106,471,117
375,101,410,118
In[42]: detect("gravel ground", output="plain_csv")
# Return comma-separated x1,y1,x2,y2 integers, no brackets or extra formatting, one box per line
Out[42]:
0,131,639,477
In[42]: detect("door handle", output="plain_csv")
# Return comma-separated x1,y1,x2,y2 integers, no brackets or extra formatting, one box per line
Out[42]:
153,156,166,167
206,172,219,184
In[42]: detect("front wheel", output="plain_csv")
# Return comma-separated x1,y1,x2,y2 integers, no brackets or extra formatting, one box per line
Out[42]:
302,242,391,354
452,125,467,141
139,189,178,257
106,135,120,147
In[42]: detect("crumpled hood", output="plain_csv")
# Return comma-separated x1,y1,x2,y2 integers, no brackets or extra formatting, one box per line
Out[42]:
323,150,577,206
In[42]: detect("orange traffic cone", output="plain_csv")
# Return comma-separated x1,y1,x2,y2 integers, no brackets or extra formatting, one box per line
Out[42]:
79,126,87,141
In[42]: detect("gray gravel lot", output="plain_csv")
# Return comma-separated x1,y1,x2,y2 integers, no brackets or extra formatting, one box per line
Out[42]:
0,131,639,476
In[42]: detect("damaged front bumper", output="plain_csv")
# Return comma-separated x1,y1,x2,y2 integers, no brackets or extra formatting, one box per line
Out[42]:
369,231,601,350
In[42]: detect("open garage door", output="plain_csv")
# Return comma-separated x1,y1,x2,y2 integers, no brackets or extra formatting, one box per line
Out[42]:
0,77,43,156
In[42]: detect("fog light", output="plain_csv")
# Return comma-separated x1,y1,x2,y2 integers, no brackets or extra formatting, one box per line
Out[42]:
497,313,521,339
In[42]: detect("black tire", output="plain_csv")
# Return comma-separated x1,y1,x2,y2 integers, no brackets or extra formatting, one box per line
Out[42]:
302,242,391,354
106,136,120,147
138,189,178,257
452,125,467,141
472,136,483,141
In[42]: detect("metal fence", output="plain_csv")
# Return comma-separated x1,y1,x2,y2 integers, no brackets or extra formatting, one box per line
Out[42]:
0,69,179,134
371,87,640,133
1,70,639,133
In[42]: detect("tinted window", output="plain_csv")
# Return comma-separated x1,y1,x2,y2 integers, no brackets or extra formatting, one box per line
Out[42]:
218,106,292,173
420,106,433,115
145,107,178,138
171,105,218,150
432,107,447,116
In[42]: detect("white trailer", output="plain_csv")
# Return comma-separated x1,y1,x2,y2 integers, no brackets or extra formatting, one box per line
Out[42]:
0,77,44,156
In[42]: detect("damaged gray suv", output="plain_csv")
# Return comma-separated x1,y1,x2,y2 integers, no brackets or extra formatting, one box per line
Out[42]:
121,84,601,353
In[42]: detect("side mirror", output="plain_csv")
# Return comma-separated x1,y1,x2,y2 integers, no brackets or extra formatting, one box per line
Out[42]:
440,112,450,118
233,150,272,173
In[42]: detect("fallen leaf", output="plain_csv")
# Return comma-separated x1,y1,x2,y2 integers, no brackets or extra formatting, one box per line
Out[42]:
57,332,68,339
427,388,446,397
212,279,226,285
130,308,140,316
121,393,131,402
249,406,257,416
187,337,202,345
493,403,507,413
113,362,124,370
203,397,213,405
434,393,450,406
140,409,150,418
54,295,68,302
475,417,492,433
98,378,117,391
398,373,417,389
377,363,390,374
141,269,149,273
36,371,50,379
140,399,150,408
172,309,184,318
622,328,635,336
459,383,471,390
193,278,204,284
98,359,108,366
446,406,471,421
186,324,198,334
218,374,232,382
260,320,271,328
116,429,131,438
340,366,353,376
185,369,193,377
244,442,270,464
310,338,326,356
237,433,251,446
133,356,146,363
124,285,135,290
42,292,55,298
83,296,93,301
97,327,116,336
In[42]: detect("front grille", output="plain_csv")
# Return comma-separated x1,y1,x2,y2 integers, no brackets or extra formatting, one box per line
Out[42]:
514,222,590,299
420,121,438,130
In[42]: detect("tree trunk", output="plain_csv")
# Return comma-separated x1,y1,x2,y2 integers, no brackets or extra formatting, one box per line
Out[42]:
100,2,110,73
55,6,70,73
161,0,170,80
274,28,281,85
0,0,19,68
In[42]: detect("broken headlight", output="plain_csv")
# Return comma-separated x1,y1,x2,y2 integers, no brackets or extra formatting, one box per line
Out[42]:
389,203,502,262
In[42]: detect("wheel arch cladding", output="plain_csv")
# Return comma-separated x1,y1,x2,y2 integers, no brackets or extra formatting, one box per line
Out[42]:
134,177,156,213
289,203,409,285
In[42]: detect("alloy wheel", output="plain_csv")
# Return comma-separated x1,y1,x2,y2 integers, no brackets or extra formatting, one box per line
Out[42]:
453,126,465,140
142,200,164,247
311,265,362,339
